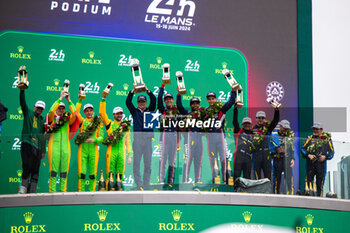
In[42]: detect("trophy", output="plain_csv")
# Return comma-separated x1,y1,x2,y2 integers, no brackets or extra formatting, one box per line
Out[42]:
176,71,187,95
102,83,114,97
222,69,240,91
78,84,86,100
235,85,244,108
130,58,146,93
63,80,70,96
115,171,123,191
98,170,106,191
162,63,171,85
266,97,282,109
17,66,29,90
108,171,115,191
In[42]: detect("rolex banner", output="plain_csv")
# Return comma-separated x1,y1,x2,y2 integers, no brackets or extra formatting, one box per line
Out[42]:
0,204,348,232
0,31,248,194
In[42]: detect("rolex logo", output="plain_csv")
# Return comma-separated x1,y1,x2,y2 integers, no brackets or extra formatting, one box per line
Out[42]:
305,214,314,226
222,62,228,69
171,210,182,222
17,170,23,177
123,83,129,91
157,57,162,64
54,79,60,86
89,51,95,59
242,211,252,223
189,88,195,96
17,107,23,114
18,46,24,53
97,210,108,222
24,212,34,224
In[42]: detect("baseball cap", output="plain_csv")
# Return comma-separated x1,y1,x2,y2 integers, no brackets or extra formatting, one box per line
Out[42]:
164,93,173,99
256,111,266,118
280,119,291,129
312,122,323,129
34,101,45,110
113,107,123,114
137,95,147,102
242,117,252,124
58,102,66,108
206,92,216,98
83,104,94,111
190,97,200,104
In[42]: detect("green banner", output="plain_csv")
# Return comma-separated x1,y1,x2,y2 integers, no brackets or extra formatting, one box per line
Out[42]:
0,204,348,232
0,31,248,193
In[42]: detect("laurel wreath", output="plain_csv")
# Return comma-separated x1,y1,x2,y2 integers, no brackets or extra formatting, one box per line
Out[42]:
252,120,270,146
306,132,331,154
102,120,131,146
46,112,70,135
74,116,102,145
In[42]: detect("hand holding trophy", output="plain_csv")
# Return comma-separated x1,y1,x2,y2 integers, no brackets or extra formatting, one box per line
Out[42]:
63,80,70,97
102,83,114,98
266,97,282,109
162,63,171,85
222,69,240,91
130,58,146,93
176,71,187,95
17,66,29,90
235,85,244,108
78,84,86,100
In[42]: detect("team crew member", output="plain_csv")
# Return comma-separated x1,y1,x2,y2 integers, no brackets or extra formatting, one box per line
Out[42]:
301,122,334,196
47,91,77,192
126,84,156,188
100,94,132,190
76,100,104,192
252,108,279,180
158,84,178,184
177,95,203,183
206,90,236,183
269,120,295,194
18,89,46,194
232,107,254,180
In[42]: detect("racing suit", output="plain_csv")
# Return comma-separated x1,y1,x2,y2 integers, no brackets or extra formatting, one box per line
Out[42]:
206,91,236,183
76,100,104,192
126,90,156,187
47,99,76,192
19,90,45,193
158,86,178,184
301,135,334,196
270,130,294,194
252,109,279,180
177,95,203,183
100,99,132,189
232,108,254,180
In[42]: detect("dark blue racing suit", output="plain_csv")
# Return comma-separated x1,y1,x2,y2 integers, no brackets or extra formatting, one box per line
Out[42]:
126,89,156,187
177,95,203,183
206,91,236,183
158,86,178,184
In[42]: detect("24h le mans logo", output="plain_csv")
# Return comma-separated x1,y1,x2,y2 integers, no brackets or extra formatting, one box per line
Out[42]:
266,81,284,102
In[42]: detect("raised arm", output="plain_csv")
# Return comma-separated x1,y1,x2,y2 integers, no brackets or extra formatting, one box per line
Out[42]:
20,90,29,117
221,91,237,114
268,109,280,133
48,99,60,124
233,107,240,133
99,98,112,127
157,85,165,113
126,90,136,114
76,99,84,123
176,94,189,115
68,101,76,125
148,88,156,112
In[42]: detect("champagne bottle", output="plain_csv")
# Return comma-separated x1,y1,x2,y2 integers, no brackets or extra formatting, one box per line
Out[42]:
226,160,234,186
115,171,123,191
108,171,115,191
214,159,221,185
98,170,106,191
